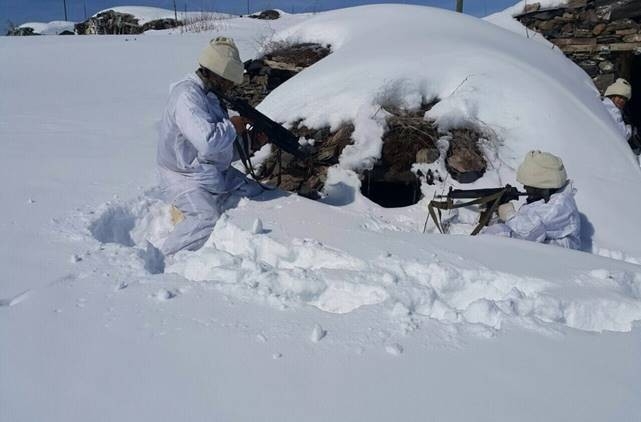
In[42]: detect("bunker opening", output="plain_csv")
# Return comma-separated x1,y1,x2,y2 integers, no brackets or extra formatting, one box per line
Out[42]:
361,172,421,208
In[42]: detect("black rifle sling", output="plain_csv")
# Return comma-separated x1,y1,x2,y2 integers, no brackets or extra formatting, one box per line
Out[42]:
234,133,274,191
426,189,507,236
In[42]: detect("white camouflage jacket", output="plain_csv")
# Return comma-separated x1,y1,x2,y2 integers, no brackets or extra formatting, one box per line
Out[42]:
157,73,246,195
484,184,582,250
602,97,632,141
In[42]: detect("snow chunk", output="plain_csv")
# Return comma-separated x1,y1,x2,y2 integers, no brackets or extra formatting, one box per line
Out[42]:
385,343,404,356
310,324,327,342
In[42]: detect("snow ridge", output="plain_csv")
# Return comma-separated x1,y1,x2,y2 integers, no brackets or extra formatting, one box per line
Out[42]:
86,195,641,334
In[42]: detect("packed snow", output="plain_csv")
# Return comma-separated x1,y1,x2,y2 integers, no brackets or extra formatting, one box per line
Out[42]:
2,4,641,421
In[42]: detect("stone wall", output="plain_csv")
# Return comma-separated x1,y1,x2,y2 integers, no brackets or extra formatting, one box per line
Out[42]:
516,0,641,92
75,11,180,35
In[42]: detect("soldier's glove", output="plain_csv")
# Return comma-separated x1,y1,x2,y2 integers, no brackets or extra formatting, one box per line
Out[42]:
498,202,516,222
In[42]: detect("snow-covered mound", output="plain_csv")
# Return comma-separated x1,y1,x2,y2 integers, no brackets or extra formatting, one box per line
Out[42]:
18,21,75,35
96,6,232,24
258,4,641,260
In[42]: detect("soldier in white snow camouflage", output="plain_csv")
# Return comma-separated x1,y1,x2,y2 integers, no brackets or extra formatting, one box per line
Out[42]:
157,37,262,256
484,151,581,250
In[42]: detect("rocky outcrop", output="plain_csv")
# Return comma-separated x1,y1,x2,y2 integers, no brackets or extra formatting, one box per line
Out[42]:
249,10,281,20
6,27,37,36
75,10,180,35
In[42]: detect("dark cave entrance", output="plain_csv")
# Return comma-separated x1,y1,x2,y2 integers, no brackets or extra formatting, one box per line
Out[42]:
361,171,421,208
626,53,641,129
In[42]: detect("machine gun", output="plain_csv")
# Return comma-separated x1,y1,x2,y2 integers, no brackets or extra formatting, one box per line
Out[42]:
425,184,527,235
212,89,313,159
435,185,526,203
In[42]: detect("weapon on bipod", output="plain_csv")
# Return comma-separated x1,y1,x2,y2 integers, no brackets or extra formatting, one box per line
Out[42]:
424,184,527,235
213,89,314,159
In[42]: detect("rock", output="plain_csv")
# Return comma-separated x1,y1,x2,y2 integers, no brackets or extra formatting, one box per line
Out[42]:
249,10,280,20
537,19,558,31
7,26,37,36
141,18,180,32
575,28,593,37
446,129,487,183
623,33,641,42
593,73,615,92
606,19,637,32
597,34,623,44
593,23,608,35
416,148,439,164
615,28,638,35
523,2,541,13
579,59,599,76
598,60,615,72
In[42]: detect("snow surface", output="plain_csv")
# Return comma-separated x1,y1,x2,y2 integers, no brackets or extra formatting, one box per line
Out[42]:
18,21,75,35
2,4,641,421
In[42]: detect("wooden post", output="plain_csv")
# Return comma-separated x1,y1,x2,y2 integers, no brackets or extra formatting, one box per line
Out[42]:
173,0,178,21
456,0,463,13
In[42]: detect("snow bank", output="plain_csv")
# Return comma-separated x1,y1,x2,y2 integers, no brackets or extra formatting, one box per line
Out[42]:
257,4,641,259
86,193,641,334
19,21,75,35
164,212,641,333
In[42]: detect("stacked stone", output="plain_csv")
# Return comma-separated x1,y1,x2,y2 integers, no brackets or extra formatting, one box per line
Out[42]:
516,0,641,91
234,43,331,106
7,27,37,36
75,11,181,35
248,10,281,20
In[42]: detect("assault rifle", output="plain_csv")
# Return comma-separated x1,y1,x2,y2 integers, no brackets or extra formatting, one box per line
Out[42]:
426,184,527,235
213,89,313,159
435,185,526,203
